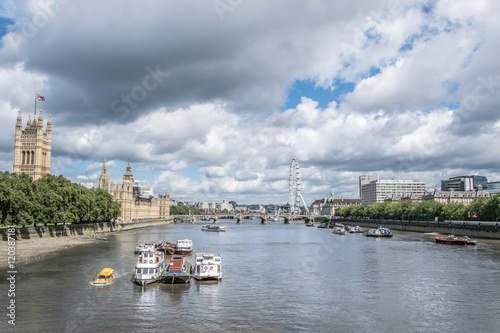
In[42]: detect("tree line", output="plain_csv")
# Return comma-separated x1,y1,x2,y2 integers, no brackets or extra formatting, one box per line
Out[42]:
335,194,500,221
0,172,121,226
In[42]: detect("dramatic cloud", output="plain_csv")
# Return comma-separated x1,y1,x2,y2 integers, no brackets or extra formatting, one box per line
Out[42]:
0,0,499,204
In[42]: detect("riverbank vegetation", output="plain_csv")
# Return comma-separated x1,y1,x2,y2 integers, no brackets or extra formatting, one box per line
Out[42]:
335,194,500,221
0,172,121,226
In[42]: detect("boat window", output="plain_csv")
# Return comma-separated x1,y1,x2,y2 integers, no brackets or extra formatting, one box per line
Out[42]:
136,269,141,274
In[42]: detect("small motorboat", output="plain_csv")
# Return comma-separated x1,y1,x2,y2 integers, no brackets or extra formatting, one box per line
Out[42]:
90,268,114,286
349,226,364,233
332,226,346,235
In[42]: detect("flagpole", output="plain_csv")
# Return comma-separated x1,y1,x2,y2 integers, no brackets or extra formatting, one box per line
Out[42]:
34,91,37,116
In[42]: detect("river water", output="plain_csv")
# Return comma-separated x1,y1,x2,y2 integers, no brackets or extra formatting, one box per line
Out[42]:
2,220,500,333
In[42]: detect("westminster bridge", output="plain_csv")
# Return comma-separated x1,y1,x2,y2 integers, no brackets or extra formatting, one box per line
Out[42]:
173,214,335,225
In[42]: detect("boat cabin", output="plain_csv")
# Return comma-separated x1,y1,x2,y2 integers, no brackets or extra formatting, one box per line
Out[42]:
169,255,184,272
94,268,114,284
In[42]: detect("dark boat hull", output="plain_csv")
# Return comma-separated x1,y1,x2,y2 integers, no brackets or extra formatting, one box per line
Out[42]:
161,274,191,284
435,238,467,245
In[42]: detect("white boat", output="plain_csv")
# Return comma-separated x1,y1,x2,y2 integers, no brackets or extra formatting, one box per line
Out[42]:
133,251,166,286
366,226,393,238
332,226,346,235
175,239,193,255
348,226,364,233
201,224,227,232
193,253,222,281
134,244,145,254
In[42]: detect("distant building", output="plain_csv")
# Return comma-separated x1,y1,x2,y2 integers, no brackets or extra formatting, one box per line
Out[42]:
98,158,169,222
441,175,488,191
234,205,248,212
13,111,52,180
217,200,234,211
486,181,500,194
248,205,264,213
310,197,361,216
359,175,372,199
423,188,490,205
361,177,426,205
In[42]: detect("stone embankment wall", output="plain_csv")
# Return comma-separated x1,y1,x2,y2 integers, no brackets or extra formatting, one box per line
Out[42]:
0,218,173,241
335,218,500,239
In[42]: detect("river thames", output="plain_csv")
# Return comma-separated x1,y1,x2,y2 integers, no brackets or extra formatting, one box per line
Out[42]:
2,220,500,332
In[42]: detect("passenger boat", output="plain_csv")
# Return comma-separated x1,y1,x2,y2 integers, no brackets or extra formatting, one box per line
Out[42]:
366,226,393,237
332,226,346,235
133,251,166,286
435,235,477,246
201,224,227,232
157,241,177,255
134,244,145,254
193,253,222,281
349,226,364,233
175,239,193,255
90,268,114,286
135,243,156,254
161,255,192,284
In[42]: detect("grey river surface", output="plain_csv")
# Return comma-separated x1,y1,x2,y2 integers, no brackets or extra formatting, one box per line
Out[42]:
3,220,500,332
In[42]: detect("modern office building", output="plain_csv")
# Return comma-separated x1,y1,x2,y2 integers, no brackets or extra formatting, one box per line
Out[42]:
359,175,372,199
360,177,426,205
486,181,500,194
441,175,488,191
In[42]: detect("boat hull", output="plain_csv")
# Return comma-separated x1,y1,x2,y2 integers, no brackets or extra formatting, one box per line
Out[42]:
194,275,222,281
162,274,191,284
435,235,476,246
435,238,466,245
89,281,113,286
134,277,160,286
175,250,193,255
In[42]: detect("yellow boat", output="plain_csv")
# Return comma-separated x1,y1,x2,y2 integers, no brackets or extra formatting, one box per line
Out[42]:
90,268,114,286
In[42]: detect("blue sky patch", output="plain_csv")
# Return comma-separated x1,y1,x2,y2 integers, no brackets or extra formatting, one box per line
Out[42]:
283,79,355,110
422,2,434,14
181,165,202,182
0,17,14,38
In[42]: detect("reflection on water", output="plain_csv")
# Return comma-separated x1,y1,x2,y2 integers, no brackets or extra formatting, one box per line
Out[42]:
2,221,500,333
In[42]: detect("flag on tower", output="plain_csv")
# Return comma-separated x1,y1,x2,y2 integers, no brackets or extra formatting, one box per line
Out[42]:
37,94,45,101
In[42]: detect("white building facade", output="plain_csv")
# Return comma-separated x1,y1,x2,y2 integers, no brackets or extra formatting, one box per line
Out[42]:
361,178,426,205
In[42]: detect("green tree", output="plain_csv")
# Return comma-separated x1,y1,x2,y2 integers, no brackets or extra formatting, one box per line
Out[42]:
480,194,500,221
441,202,467,220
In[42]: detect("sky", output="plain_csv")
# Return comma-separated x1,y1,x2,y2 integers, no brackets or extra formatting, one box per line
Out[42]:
0,0,499,205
